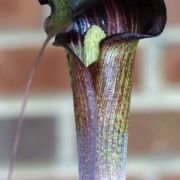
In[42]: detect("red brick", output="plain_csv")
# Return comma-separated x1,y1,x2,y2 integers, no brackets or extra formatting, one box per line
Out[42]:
164,45,180,84
162,175,180,180
128,112,180,154
0,45,142,94
0,47,71,93
165,0,180,26
0,0,42,28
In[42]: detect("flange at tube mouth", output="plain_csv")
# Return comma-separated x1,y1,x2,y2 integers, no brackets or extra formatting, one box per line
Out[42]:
38,0,166,41
54,0,167,51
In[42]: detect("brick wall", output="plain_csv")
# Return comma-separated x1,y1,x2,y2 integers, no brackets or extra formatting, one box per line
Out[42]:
0,1,180,180
0,0,179,91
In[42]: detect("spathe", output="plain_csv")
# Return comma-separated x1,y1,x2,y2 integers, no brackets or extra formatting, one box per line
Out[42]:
38,0,167,179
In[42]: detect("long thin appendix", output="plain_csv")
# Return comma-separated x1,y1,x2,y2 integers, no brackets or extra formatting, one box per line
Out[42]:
6,36,50,180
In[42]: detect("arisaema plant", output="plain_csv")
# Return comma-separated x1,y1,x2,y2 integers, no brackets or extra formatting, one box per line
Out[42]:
7,0,167,180
39,0,167,179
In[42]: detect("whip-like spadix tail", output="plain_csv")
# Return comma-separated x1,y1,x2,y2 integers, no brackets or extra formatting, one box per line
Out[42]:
6,36,51,180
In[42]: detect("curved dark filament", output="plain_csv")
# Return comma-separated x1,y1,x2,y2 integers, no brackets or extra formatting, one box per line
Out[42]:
7,36,50,180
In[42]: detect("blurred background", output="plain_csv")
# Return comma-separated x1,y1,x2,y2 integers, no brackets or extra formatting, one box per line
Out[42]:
0,0,180,180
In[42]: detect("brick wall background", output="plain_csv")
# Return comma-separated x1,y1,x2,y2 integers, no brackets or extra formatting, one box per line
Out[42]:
0,1,180,180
